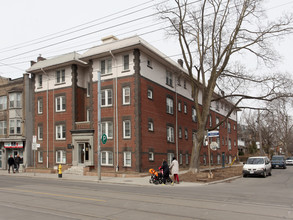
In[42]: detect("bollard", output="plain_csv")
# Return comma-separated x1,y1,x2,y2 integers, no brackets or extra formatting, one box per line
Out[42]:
58,164,62,178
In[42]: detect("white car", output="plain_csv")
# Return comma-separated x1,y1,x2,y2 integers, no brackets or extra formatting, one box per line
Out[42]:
286,157,293,165
243,156,272,178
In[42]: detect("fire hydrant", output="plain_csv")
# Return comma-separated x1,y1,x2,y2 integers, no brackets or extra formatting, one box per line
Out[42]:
58,164,62,178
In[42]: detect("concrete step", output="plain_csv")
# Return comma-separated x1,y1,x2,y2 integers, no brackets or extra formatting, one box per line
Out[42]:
63,166,84,175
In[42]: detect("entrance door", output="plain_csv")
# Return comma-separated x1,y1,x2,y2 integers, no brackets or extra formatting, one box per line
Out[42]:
78,143,89,164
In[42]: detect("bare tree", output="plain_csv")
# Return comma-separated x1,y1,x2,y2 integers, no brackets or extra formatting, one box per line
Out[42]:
158,0,293,172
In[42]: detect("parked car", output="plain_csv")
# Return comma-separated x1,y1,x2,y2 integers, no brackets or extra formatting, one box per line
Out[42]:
286,157,293,165
271,155,286,169
242,156,272,178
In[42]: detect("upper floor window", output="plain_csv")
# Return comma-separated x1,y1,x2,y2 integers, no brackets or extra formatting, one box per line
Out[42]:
123,120,131,139
0,96,7,110
149,152,154,161
38,74,43,87
101,151,113,166
178,101,181,112
101,89,112,107
38,98,43,114
0,121,7,135
101,58,112,74
56,124,66,140
178,127,182,139
209,114,212,127
9,119,21,135
147,89,153,100
123,55,129,71
184,103,187,114
56,69,65,84
122,87,130,105
55,96,66,112
148,119,154,131
167,125,174,142
87,82,90,97
166,97,173,114
102,121,113,139
38,124,43,140
185,128,188,139
192,107,197,122
9,93,22,108
228,122,231,133
166,71,173,87
216,117,220,130
228,139,232,150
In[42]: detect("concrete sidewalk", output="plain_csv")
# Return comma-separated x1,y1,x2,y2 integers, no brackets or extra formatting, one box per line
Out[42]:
0,170,203,187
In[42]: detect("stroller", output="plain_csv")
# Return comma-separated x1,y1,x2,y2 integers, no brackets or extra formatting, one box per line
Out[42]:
149,168,163,184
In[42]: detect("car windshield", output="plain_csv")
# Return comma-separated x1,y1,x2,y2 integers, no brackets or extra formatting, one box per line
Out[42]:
287,157,293,160
246,158,264,164
272,157,284,161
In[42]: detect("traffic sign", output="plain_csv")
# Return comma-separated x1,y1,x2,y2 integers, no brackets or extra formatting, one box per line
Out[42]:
101,134,107,144
32,143,37,150
207,130,219,137
210,142,218,151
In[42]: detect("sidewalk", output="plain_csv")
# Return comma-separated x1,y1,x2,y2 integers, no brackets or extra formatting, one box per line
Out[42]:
0,170,202,187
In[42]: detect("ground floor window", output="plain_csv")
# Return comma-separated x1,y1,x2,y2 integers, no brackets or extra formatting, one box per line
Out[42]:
148,152,154,161
124,151,131,167
56,150,66,164
101,151,113,166
167,153,174,165
185,154,189,165
38,151,43,163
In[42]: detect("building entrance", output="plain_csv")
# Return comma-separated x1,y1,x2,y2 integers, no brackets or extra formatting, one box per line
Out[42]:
78,143,89,164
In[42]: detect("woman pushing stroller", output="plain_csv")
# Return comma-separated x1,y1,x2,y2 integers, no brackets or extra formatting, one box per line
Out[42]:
160,160,174,185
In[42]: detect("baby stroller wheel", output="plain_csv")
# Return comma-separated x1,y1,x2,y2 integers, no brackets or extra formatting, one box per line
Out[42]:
159,179,162,184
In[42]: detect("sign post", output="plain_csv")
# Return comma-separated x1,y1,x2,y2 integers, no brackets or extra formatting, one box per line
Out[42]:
207,130,219,178
32,136,37,176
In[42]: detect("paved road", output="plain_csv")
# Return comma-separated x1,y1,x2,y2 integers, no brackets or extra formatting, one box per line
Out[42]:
0,167,292,220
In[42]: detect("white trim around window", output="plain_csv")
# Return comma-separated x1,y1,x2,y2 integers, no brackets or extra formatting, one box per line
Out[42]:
101,89,112,107
101,151,113,166
124,151,131,167
38,151,43,163
122,87,130,105
56,150,66,164
102,121,113,139
123,120,131,139
56,124,66,140
55,96,66,112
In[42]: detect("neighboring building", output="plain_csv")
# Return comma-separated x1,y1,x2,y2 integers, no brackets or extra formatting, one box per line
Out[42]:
26,35,238,173
0,75,33,169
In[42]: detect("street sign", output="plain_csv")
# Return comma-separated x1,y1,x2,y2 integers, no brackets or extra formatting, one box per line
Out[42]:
207,130,219,137
101,134,107,144
33,135,37,144
32,143,37,150
210,142,218,151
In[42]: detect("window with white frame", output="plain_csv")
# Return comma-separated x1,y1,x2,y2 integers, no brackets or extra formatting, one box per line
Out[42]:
192,107,197,122
38,124,43,140
147,89,153,99
56,150,66,164
184,103,187,114
101,89,112,107
102,121,113,139
167,125,174,142
185,128,188,139
38,151,43,163
9,93,22,108
55,96,66,112
122,87,130,105
216,117,220,130
217,137,220,149
9,119,21,135
166,97,173,114
148,120,154,131
123,54,129,70
166,71,173,87
124,151,131,167
0,96,7,110
178,127,182,139
149,152,154,161
228,122,231,133
56,124,66,140
0,121,7,135
123,120,131,139
101,151,113,165
56,69,65,84
178,101,181,112
100,58,112,74
179,154,183,165
38,74,43,87
186,153,189,165
38,98,43,114
167,153,174,165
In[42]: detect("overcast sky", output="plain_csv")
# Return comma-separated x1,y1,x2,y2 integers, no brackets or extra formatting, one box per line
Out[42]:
0,0,292,79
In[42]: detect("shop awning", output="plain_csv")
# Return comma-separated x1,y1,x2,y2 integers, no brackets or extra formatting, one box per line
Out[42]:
4,146,23,149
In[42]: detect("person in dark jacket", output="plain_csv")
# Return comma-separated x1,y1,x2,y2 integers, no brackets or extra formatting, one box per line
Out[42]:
14,154,21,172
7,155,15,174
160,160,173,185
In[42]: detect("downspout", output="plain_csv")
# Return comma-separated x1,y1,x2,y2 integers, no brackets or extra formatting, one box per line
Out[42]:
41,68,49,168
175,77,178,160
109,50,119,172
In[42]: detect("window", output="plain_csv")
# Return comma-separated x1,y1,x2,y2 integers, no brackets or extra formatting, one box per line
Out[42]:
166,97,173,114
203,154,207,165
124,151,131,167
0,96,7,110
167,153,174,165
101,59,112,74
101,89,112,107
87,109,90,122
147,89,153,99
149,152,154,161
38,98,43,114
56,124,66,140
101,151,113,165
123,55,129,70
209,114,212,127
102,121,113,139
217,154,221,165
217,137,220,149
166,71,173,86
123,120,131,139
38,125,43,140
56,150,66,164
185,128,188,139
178,101,181,112
178,127,182,139
228,139,232,150
122,87,130,105
216,117,220,130
192,107,197,122
186,153,189,165
167,125,174,142
55,96,66,112
184,103,187,114
56,69,65,84
228,122,231,133
87,82,90,97
0,121,7,135
148,120,154,131
9,119,21,135
179,154,183,165
9,93,22,108
38,74,43,87
38,151,43,163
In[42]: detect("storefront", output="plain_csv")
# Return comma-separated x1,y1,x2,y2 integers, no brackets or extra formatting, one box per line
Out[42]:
2,141,24,169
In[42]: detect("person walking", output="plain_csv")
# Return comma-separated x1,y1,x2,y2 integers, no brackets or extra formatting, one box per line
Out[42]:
160,160,173,185
7,155,15,174
169,157,179,184
14,154,21,172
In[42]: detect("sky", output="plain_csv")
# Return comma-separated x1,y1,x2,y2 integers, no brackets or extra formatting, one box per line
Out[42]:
0,0,293,80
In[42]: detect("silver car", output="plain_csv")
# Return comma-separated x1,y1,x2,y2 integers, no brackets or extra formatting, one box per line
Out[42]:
286,157,293,165
243,156,272,178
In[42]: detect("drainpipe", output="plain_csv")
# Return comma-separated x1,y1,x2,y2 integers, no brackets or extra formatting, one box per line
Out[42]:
175,77,178,160
41,68,49,168
109,50,119,172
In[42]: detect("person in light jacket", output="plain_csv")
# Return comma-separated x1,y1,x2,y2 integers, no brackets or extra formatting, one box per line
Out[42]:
169,157,179,184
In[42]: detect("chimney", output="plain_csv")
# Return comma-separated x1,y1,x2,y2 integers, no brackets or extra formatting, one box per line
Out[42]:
101,35,118,44
37,54,46,62
177,59,183,67
30,60,36,66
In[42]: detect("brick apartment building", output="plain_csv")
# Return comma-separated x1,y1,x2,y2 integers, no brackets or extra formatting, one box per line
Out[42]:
26,35,238,173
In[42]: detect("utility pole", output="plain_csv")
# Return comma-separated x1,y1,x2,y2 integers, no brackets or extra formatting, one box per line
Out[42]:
97,71,101,180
